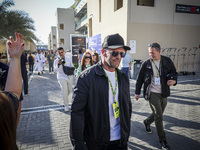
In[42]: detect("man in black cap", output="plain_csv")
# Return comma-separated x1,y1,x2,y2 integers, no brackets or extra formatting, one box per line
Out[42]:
135,43,177,150
70,33,132,150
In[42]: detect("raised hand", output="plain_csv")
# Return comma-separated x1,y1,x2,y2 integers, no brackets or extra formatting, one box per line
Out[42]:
7,33,24,59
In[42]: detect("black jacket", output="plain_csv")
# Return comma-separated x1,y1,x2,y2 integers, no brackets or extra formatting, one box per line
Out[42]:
135,55,177,100
70,61,132,149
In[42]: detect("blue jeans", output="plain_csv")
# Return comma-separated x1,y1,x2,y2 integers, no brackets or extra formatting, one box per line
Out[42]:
121,67,129,78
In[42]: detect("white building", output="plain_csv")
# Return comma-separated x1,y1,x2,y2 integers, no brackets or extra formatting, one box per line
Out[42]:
86,0,200,73
56,8,75,51
74,0,87,35
51,26,57,51
48,33,51,50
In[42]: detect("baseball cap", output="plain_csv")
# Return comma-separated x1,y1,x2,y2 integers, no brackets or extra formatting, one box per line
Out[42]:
148,43,161,50
102,33,130,50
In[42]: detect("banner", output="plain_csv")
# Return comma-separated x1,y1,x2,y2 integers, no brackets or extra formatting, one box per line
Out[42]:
88,34,101,54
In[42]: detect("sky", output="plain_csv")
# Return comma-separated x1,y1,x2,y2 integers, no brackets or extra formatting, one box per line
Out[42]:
6,0,75,44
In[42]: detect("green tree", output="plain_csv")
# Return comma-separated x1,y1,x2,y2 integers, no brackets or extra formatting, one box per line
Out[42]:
0,0,39,42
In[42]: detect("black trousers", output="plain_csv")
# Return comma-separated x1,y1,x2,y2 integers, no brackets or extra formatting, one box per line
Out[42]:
49,62,54,72
86,140,127,150
29,62,34,72
22,70,28,94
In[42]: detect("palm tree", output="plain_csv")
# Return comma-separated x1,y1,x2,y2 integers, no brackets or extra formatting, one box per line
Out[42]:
0,0,39,42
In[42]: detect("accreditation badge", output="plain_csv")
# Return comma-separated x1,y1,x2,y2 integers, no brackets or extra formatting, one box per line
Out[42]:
154,77,160,85
112,102,120,119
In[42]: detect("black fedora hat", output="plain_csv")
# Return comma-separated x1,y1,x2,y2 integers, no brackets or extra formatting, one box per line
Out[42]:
102,33,130,50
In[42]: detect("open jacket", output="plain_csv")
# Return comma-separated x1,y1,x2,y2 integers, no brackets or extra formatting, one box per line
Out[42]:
135,55,177,100
70,61,132,149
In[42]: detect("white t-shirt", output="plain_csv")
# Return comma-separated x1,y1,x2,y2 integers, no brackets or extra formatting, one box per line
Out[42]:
151,59,161,93
104,69,121,141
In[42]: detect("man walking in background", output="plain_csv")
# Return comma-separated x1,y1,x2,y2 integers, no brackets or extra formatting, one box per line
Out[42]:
47,50,55,74
54,47,74,112
135,43,177,150
21,52,28,95
35,50,45,75
28,52,34,73
121,51,132,78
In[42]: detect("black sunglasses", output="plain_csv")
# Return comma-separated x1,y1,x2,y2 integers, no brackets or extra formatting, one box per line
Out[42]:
85,56,91,59
105,49,126,58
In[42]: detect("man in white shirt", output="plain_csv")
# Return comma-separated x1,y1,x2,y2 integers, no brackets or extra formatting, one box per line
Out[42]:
121,52,132,78
35,50,45,75
54,47,74,112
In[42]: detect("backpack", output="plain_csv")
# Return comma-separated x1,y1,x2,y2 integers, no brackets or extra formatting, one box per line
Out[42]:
29,55,33,62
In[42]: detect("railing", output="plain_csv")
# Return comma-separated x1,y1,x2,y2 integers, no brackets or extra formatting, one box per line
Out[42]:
75,14,87,29
75,0,86,13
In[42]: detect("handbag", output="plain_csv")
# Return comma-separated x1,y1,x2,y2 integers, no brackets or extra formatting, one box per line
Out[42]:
62,64,75,75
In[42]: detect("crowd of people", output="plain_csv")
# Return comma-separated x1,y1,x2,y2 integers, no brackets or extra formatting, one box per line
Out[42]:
0,33,178,150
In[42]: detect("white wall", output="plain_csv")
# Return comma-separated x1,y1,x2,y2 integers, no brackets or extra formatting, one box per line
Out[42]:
87,0,128,45
51,26,57,51
48,33,51,50
56,8,75,51
127,0,200,72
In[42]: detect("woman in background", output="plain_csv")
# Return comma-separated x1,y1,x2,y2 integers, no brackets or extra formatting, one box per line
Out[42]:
92,52,99,64
76,52,93,76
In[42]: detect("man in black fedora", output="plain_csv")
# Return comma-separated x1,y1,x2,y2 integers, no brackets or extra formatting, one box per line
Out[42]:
70,33,132,150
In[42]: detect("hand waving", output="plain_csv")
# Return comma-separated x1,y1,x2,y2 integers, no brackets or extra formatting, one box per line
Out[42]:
7,33,24,59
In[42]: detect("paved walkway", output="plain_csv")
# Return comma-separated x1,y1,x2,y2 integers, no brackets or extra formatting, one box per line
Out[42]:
17,66,200,150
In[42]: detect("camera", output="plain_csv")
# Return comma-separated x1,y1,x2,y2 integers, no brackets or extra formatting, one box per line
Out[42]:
59,57,65,64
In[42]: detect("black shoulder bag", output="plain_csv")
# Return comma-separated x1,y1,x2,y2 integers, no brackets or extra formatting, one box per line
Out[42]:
62,64,75,75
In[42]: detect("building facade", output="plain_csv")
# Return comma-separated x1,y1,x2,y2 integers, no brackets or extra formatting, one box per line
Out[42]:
86,0,200,73
51,26,57,51
56,8,75,51
48,33,51,50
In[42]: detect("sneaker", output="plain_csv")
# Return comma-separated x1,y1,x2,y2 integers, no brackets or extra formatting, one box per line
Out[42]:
159,140,170,150
64,106,69,112
143,120,152,133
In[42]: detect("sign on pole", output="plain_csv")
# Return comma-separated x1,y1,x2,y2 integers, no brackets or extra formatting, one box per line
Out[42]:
70,34,87,63
130,40,136,54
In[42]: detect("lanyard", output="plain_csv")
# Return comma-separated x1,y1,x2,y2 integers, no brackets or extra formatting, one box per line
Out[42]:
103,68,118,103
152,58,161,77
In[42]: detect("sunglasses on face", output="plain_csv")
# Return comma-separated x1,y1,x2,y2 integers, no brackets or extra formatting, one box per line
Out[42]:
85,56,91,59
105,49,126,58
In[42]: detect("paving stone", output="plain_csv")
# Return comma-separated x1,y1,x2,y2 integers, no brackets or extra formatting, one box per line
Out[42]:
17,66,200,149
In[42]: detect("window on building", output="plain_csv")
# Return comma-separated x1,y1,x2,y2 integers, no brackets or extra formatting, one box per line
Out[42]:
60,39,64,45
53,35,56,39
53,44,56,47
60,24,64,30
114,0,123,11
99,0,101,22
137,0,154,7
